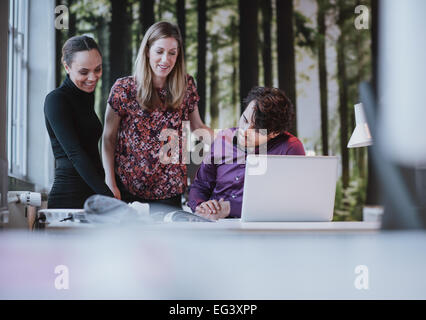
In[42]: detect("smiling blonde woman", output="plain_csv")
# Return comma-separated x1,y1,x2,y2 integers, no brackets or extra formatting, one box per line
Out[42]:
102,21,212,208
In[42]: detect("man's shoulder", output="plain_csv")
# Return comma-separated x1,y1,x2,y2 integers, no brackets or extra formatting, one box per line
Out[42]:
213,127,237,144
282,132,305,155
285,132,302,145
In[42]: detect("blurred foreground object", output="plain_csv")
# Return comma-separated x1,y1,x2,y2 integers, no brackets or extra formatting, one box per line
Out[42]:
379,0,426,165
372,0,426,228
361,83,425,229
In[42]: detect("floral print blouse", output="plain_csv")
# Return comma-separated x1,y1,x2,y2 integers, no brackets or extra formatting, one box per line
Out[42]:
107,74,198,199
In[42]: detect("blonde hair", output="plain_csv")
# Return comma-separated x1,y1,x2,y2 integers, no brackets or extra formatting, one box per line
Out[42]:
134,21,187,111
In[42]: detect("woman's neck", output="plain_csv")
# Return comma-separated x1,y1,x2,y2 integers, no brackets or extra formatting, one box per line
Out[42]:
153,75,166,89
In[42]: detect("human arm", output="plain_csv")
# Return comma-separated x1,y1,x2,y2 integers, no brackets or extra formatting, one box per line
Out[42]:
102,104,121,199
189,106,214,144
187,156,218,212
195,198,231,220
188,129,235,219
186,75,214,144
44,93,113,197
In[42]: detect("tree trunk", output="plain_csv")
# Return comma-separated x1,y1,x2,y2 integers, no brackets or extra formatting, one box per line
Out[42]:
157,0,162,20
261,0,272,87
365,0,381,205
317,0,329,155
97,17,110,125
67,0,76,37
177,0,186,57
337,5,349,189
110,0,133,85
230,16,239,118
55,0,64,87
197,0,207,122
239,0,259,114
354,0,365,179
55,29,63,87
276,0,297,135
140,0,155,36
209,35,219,129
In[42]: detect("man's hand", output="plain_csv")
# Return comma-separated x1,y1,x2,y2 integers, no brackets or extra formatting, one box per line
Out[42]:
195,198,231,220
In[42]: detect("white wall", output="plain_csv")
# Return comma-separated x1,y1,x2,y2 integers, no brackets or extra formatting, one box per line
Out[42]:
27,0,56,192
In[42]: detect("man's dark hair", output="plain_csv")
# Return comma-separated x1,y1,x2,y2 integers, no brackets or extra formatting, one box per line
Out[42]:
243,86,295,134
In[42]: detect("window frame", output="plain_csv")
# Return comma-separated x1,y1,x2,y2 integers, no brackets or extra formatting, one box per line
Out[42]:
7,0,29,180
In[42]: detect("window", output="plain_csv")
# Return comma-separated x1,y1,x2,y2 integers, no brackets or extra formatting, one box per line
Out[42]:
7,0,29,179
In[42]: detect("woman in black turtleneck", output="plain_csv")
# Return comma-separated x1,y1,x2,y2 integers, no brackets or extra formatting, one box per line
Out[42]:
44,36,113,208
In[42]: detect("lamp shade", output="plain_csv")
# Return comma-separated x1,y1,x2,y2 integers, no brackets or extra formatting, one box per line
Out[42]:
348,103,373,148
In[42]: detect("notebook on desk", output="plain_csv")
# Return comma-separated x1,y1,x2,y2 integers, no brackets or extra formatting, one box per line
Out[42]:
241,155,338,222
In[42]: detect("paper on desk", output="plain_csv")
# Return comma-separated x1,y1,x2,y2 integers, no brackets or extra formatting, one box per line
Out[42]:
128,201,150,217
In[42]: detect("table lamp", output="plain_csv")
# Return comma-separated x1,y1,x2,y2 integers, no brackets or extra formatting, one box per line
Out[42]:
347,103,373,148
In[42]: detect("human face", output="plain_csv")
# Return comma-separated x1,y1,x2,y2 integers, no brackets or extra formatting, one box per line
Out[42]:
64,49,102,93
237,100,278,148
148,37,178,86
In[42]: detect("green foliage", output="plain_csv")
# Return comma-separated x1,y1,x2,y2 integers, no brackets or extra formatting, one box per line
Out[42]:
294,11,316,52
72,0,111,33
333,175,366,221
324,0,372,218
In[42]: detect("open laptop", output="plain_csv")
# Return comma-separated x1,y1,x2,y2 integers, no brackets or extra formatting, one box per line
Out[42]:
241,155,338,222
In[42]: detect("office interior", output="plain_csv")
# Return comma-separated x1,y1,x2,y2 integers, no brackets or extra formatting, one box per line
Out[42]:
1,0,426,299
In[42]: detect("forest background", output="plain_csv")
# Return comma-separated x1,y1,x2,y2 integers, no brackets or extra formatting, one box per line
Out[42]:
56,0,377,220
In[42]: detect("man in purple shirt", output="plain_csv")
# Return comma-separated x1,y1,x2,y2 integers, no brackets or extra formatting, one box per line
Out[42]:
188,87,305,219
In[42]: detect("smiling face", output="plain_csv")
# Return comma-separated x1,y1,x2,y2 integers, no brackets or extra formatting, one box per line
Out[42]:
237,100,278,148
147,37,178,86
64,49,102,93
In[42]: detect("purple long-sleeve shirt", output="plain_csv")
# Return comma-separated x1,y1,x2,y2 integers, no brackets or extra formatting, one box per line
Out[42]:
188,128,305,218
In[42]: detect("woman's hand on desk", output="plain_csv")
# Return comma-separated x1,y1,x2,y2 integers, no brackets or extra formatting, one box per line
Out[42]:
195,199,230,220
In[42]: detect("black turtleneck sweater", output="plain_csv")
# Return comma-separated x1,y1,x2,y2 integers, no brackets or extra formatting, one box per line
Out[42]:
44,75,113,208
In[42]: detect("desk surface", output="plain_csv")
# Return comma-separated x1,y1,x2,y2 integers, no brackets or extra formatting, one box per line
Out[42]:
43,217,381,232
187,220,381,231
0,222,424,299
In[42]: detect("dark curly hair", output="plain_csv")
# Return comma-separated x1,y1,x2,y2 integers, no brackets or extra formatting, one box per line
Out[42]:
243,86,295,135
